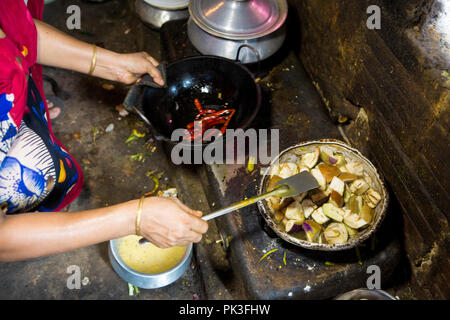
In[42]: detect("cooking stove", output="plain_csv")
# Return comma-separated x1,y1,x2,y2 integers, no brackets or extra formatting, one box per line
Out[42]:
157,19,402,299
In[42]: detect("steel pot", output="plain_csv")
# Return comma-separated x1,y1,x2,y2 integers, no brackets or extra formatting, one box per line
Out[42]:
257,139,389,251
188,0,288,63
135,0,189,29
109,239,193,289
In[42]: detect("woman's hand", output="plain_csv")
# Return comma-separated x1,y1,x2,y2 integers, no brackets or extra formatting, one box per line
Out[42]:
112,52,164,86
139,197,208,248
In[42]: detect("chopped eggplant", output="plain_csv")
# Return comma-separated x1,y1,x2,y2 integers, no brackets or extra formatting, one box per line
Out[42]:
302,220,322,242
360,205,375,223
301,199,317,218
300,147,320,169
344,224,358,236
338,172,358,183
282,219,302,233
278,162,299,179
318,163,341,182
364,188,382,208
273,210,284,222
311,207,330,224
348,195,363,215
346,161,364,176
320,150,337,165
329,176,345,196
293,192,307,203
311,168,327,191
322,203,344,222
329,190,344,207
311,190,331,206
349,179,370,195
343,188,351,204
284,201,305,224
343,213,368,229
334,154,347,168
324,223,348,244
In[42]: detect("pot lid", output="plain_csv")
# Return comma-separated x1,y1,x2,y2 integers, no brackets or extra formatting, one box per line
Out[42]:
189,0,288,40
143,0,189,10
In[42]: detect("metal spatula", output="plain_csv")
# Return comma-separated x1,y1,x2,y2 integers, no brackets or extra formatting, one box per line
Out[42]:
138,171,319,245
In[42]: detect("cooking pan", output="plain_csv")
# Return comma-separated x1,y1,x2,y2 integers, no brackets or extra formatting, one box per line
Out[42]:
123,55,261,147
257,139,389,251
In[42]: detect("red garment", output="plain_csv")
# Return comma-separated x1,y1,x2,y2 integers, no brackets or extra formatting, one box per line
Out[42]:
0,0,84,211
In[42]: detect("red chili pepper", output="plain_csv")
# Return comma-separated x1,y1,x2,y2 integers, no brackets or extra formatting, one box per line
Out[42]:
194,98,203,113
185,99,235,142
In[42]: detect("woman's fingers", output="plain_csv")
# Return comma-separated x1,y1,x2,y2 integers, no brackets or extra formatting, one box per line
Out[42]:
174,198,203,217
142,52,164,86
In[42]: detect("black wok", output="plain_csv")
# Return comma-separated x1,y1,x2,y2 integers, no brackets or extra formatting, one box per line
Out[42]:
123,56,261,146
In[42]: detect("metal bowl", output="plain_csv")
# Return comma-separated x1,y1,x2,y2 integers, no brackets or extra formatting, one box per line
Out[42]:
257,139,389,251
109,239,193,289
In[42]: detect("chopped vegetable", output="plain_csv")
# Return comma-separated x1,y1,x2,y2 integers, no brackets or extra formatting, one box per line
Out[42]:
311,190,330,206
320,150,337,164
329,190,344,207
282,219,302,233
300,147,320,169
318,164,341,182
284,201,305,223
343,212,368,229
348,195,363,214
259,249,278,262
338,172,357,182
329,176,345,195
360,205,375,223
324,223,348,244
128,283,140,296
311,168,327,190
322,203,344,222
278,163,299,179
311,207,329,224
283,251,287,266
349,179,370,195
125,129,146,144
346,161,364,176
364,189,381,208
302,220,322,242
301,199,317,218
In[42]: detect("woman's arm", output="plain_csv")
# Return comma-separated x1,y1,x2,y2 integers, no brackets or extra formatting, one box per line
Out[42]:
0,197,207,262
34,19,164,85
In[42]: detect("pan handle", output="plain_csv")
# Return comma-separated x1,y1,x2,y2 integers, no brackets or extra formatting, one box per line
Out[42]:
235,44,261,71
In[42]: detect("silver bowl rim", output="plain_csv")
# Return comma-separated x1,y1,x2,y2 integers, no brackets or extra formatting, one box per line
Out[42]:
109,238,193,279
257,139,389,251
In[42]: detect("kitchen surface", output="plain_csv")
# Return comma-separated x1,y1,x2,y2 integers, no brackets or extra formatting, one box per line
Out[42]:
0,0,447,300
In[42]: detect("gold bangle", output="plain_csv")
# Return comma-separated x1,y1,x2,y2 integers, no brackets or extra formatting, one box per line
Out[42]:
88,44,97,75
136,196,145,236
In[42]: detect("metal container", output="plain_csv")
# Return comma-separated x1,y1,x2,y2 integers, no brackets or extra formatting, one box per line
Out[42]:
335,288,397,300
188,0,288,63
187,18,286,63
109,239,193,289
257,139,389,251
135,0,189,29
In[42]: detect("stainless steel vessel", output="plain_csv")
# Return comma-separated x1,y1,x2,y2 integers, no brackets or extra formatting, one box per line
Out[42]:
109,239,193,289
188,0,288,63
135,0,189,29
